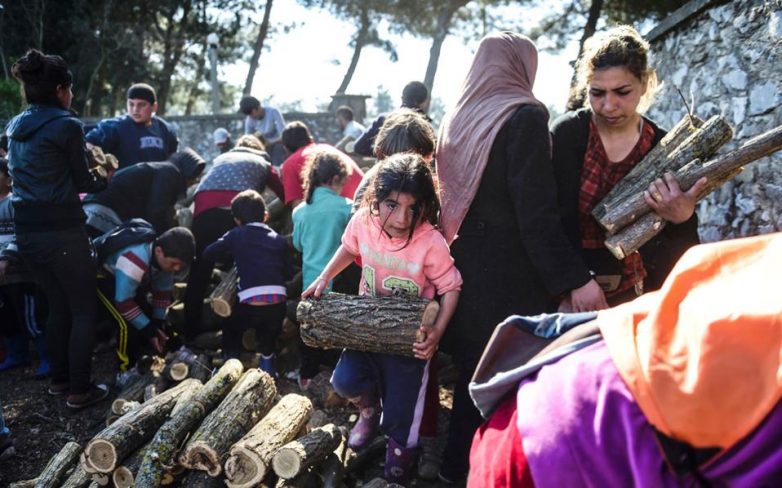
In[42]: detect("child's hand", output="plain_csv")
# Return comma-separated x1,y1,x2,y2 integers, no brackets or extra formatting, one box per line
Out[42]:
413,324,444,360
301,277,328,299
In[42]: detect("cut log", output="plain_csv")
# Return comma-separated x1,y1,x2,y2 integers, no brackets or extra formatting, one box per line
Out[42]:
9,479,38,488
224,393,314,488
111,373,157,414
210,266,238,318
190,330,223,350
319,426,348,488
275,471,316,488
111,442,150,488
596,115,733,234
173,282,187,302
297,293,437,357
178,368,277,476
604,124,782,259
135,359,244,487
594,114,704,221
90,473,109,486
163,361,189,382
305,371,348,409
82,378,202,474
345,435,386,474
59,463,92,488
34,441,82,488
180,471,226,487
272,423,342,480
143,374,171,401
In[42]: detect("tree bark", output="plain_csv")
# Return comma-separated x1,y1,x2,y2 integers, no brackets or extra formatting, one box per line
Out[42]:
336,8,370,95
597,115,733,234
163,361,189,382
297,293,438,357
60,463,92,488
424,1,467,93
210,266,238,318
224,394,314,488
566,0,605,110
111,373,158,415
272,423,342,480
135,359,244,487
319,426,348,488
82,379,202,474
180,471,225,487
34,441,82,488
111,442,151,488
9,480,38,488
179,369,277,476
190,330,223,350
604,124,782,259
243,0,274,95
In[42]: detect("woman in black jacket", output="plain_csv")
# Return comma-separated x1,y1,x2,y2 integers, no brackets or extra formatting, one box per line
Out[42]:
6,50,108,409
551,26,707,307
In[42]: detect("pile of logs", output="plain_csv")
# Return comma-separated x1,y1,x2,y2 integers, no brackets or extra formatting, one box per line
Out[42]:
592,114,782,259
14,359,355,488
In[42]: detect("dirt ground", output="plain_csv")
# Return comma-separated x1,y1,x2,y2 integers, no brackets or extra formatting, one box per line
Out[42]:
0,342,462,487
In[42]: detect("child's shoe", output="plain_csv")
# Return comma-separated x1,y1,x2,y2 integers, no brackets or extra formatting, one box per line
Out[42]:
384,437,418,485
416,436,442,480
0,334,29,372
259,353,277,378
66,383,109,410
348,394,381,451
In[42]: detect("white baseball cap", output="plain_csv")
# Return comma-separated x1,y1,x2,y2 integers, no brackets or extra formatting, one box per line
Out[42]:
213,128,230,145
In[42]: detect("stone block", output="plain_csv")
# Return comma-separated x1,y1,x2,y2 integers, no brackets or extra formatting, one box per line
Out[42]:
749,81,778,115
721,70,748,91
771,10,782,39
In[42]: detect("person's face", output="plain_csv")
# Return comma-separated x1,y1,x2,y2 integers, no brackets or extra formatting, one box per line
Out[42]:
56,84,73,110
154,246,186,273
588,67,646,129
127,98,157,126
250,106,265,120
335,115,347,129
377,191,418,239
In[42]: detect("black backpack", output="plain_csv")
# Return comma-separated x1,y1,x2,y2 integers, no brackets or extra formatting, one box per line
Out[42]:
92,218,157,263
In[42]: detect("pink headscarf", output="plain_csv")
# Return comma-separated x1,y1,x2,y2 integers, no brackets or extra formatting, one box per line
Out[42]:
436,32,546,243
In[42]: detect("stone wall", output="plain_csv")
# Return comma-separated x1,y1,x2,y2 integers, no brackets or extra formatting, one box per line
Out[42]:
646,0,782,242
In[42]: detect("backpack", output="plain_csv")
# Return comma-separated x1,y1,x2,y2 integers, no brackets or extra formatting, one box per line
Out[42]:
92,218,157,263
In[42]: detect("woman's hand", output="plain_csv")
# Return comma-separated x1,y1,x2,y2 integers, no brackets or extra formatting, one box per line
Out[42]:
644,173,707,224
413,323,444,360
565,279,608,313
301,276,328,298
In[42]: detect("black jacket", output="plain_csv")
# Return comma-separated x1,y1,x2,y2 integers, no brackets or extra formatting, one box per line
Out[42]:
83,160,193,234
550,108,700,292
5,105,106,233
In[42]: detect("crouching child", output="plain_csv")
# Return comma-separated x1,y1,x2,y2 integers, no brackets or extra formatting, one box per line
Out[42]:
203,190,291,377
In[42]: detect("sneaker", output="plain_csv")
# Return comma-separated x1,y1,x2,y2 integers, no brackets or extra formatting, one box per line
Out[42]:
66,384,109,410
47,382,70,396
348,396,381,451
259,354,277,378
417,436,442,480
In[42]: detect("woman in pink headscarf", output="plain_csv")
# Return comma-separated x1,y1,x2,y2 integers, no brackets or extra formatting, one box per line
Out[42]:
435,32,605,481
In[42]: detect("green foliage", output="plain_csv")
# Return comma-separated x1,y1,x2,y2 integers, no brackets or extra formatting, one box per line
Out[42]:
0,79,22,120
371,85,393,116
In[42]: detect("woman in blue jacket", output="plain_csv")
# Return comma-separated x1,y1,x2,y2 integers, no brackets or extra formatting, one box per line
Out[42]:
5,50,108,409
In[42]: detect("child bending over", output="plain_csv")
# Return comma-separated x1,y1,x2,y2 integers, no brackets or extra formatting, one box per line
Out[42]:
303,153,461,484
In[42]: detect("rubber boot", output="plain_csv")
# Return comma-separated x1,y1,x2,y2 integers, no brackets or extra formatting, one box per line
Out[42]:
259,353,278,378
33,334,50,379
0,334,29,371
384,437,418,486
347,393,381,451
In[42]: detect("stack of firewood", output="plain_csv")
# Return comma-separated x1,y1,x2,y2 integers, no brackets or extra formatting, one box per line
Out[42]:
592,113,782,259
13,359,355,488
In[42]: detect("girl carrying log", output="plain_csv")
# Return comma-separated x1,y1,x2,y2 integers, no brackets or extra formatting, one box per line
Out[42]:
551,25,708,307
302,153,462,485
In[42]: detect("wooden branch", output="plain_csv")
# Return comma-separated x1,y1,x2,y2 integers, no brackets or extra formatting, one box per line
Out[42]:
210,266,237,318
224,394,314,488
9,480,38,488
604,124,782,259
111,442,150,488
162,361,189,382
178,369,277,477
597,115,733,234
135,359,244,487
60,463,92,488
82,379,202,474
180,471,225,487
111,373,156,415
272,423,342,480
297,293,437,357
320,426,349,488
34,441,82,488
189,330,223,351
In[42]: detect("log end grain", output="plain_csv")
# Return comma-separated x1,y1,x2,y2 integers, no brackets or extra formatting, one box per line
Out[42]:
169,362,189,381
271,447,303,480
84,439,117,473
224,446,266,488
212,298,232,318
178,441,223,477
111,466,134,488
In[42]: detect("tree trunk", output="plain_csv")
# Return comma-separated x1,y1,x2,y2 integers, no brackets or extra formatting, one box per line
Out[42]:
604,123,782,259
135,359,244,487
60,463,92,488
34,441,82,488
210,266,238,318
336,8,370,95
82,379,202,474
566,0,605,110
224,394,314,488
179,369,277,476
297,293,438,357
154,2,192,115
243,0,275,95
272,423,342,480
423,2,463,94
596,115,733,234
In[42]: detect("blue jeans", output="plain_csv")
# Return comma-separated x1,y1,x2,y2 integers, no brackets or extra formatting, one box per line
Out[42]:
0,402,9,437
331,350,430,448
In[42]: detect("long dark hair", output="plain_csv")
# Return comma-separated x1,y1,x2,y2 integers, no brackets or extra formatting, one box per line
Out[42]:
300,149,350,204
364,153,440,247
11,49,73,107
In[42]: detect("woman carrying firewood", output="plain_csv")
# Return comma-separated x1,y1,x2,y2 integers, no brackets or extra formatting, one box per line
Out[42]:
551,25,708,309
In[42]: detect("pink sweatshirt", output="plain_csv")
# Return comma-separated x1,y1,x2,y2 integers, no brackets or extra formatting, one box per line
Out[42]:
342,208,462,300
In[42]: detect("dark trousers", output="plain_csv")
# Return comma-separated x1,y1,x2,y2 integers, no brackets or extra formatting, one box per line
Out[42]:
0,282,45,339
223,302,285,357
183,207,235,340
96,276,145,370
17,227,97,395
